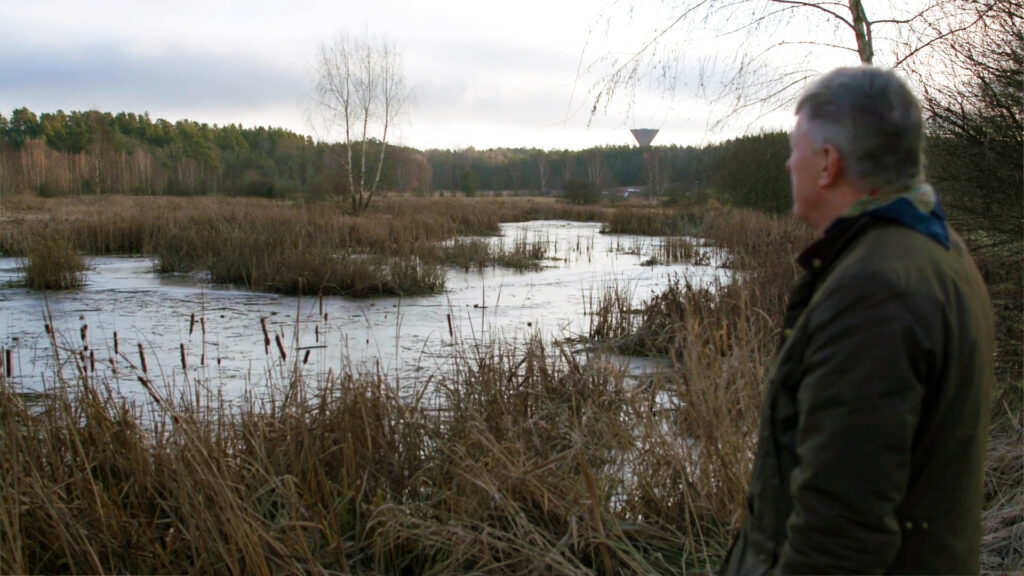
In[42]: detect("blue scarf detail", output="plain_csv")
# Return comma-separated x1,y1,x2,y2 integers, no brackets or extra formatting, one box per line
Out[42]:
868,195,950,248
829,183,950,249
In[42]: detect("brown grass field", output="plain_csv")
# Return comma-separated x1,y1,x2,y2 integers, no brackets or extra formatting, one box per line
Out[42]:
0,193,1019,574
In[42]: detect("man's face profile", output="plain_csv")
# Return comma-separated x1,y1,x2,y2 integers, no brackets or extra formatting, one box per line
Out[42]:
786,112,828,230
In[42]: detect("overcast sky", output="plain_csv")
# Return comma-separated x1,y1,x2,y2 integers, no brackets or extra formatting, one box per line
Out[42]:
0,0,799,151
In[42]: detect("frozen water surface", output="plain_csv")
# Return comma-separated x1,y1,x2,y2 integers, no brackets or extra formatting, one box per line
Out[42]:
0,221,730,401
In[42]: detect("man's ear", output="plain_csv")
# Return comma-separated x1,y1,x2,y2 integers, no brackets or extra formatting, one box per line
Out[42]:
818,144,841,187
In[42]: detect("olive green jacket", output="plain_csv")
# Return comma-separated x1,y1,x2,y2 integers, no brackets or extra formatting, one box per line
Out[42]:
722,216,994,575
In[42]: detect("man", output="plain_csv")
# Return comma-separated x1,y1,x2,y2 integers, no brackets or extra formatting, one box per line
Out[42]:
722,66,995,574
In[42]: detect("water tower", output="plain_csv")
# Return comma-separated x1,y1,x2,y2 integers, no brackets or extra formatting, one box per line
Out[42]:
630,129,661,203
630,128,660,147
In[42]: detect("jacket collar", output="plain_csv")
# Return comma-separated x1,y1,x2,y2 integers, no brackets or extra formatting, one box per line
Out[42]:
797,183,951,273
797,216,875,274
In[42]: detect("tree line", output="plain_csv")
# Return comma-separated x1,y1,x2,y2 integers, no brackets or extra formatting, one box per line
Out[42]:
0,108,798,208
0,109,432,200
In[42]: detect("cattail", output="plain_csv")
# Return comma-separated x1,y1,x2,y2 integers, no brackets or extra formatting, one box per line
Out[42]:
189,313,196,336
303,349,311,365
113,331,119,355
180,343,187,370
260,317,270,354
4,348,11,378
275,334,287,361
138,343,148,374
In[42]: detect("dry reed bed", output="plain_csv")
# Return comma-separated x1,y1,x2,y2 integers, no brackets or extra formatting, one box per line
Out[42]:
0,197,1019,573
0,195,608,296
0,195,605,257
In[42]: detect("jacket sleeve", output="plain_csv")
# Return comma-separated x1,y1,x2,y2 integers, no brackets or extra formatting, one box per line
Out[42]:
777,272,931,574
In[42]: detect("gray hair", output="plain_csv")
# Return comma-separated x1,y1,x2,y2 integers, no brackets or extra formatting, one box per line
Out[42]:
796,66,925,192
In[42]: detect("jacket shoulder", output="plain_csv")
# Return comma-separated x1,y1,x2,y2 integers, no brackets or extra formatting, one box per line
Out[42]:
825,222,989,305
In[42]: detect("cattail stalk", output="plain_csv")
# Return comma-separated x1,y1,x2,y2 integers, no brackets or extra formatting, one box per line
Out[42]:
138,343,148,374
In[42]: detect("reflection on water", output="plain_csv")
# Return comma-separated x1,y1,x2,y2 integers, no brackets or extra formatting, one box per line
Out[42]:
0,221,729,400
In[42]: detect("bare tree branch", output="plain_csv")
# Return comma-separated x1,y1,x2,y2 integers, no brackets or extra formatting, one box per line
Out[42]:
582,0,989,132
772,0,855,30
891,5,995,68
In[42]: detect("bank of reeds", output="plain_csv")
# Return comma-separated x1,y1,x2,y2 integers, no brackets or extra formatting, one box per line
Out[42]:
491,231,549,271
441,238,492,272
20,230,86,290
441,234,549,273
0,195,606,297
654,237,712,266
601,206,703,236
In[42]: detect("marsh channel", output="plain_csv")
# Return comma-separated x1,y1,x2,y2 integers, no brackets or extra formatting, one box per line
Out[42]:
1,220,730,404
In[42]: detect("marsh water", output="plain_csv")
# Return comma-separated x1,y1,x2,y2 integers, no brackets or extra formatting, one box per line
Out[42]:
1,221,729,401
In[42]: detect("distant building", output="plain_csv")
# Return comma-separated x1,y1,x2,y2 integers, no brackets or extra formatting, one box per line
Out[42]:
604,186,647,199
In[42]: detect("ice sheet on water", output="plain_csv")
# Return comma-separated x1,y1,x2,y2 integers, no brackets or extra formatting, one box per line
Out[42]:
0,221,731,397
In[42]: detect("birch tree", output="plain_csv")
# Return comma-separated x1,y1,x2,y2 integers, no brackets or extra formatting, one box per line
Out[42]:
313,31,410,215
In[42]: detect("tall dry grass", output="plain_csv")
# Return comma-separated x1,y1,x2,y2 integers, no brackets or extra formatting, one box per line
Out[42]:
0,327,731,574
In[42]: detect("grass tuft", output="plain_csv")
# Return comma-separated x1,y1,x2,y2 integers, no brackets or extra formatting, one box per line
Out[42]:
21,231,86,289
